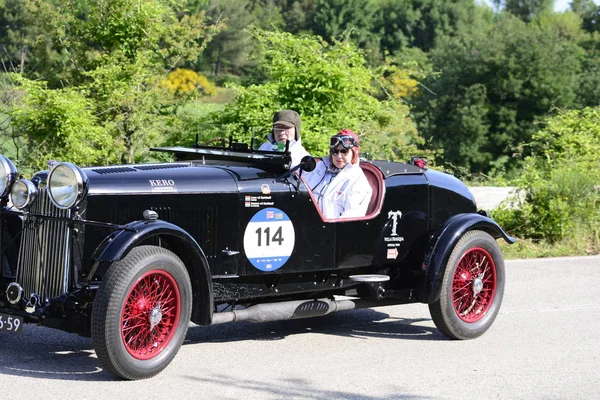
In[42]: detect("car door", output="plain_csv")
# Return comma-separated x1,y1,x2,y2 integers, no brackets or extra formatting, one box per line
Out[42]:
334,172,430,269
235,167,335,277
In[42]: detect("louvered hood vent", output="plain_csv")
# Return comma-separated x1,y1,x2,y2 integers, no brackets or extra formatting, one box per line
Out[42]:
91,163,189,175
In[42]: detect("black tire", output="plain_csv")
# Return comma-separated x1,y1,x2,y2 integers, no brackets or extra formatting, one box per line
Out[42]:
91,246,192,380
429,230,505,340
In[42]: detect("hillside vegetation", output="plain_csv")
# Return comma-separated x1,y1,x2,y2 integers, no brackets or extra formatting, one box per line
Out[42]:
0,0,598,257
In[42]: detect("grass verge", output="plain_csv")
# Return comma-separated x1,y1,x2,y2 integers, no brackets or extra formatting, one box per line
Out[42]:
499,235,599,260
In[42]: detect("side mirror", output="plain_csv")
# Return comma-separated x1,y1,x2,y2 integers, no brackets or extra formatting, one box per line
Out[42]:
275,155,316,184
300,156,316,172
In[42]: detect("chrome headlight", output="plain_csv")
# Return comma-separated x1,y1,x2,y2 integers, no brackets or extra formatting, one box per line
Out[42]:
48,162,88,209
0,155,18,198
10,179,38,210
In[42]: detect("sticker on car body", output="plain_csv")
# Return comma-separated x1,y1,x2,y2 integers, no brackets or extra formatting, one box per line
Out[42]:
244,194,274,208
243,207,295,271
384,210,405,255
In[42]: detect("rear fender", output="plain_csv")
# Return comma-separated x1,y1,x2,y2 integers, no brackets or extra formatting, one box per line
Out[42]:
91,220,213,324
421,213,514,304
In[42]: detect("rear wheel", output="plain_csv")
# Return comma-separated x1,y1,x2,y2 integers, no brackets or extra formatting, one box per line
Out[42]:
429,230,505,339
91,246,192,380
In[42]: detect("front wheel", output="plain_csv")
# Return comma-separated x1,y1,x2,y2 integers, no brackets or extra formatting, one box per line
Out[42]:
429,230,505,340
91,246,192,380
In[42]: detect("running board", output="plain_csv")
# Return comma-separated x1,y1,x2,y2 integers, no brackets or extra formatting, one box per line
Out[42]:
349,274,390,282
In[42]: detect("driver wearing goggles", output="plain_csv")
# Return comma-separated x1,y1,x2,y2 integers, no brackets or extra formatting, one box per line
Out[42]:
302,129,372,219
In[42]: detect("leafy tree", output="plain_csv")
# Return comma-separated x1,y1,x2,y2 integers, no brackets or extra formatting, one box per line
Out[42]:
534,10,599,108
2,0,222,169
24,0,219,86
0,0,28,73
0,0,62,77
534,107,600,164
413,13,583,173
275,0,317,34
571,0,600,33
6,75,118,173
576,33,600,107
249,0,286,29
193,28,430,162
192,1,291,79
492,0,553,21
375,0,493,55
193,0,267,78
312,0,381,62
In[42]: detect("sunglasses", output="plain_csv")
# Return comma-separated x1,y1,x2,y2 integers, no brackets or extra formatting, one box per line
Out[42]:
329,135,358,149
330,148,349,155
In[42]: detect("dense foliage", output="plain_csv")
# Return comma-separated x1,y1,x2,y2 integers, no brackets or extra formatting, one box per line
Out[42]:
0,0,599,176
492,107,600,248
1,0,599,256
190,0,600,174
5,76,116,171
182,28,429,162
0,0,222,171
413,13,587,173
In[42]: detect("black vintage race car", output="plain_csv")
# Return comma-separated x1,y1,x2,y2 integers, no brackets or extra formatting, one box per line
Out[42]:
0,140,513,380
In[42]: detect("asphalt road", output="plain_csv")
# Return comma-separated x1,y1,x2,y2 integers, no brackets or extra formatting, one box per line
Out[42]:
1,255,599,400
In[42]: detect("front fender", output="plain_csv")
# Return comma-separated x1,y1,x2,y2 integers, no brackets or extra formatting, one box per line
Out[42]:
91,220,200,262
421,213,514,304
91,219,213,325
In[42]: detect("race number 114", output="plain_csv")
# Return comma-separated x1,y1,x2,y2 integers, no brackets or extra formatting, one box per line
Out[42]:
255,226,284,246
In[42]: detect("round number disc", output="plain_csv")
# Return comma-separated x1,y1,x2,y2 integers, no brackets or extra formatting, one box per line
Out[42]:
243,208,295,271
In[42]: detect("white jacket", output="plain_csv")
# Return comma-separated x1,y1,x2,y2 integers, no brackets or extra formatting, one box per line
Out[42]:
302,156,372,219
259,135,310,168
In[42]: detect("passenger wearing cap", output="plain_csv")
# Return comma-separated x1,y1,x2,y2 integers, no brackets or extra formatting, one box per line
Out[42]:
303,129,372,219
259,110,309,168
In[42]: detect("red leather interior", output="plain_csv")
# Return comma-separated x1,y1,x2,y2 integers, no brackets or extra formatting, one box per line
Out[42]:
298,160,385,222
360,162,385,217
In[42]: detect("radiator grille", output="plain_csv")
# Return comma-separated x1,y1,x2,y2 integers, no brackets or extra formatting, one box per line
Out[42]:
16,189,72,300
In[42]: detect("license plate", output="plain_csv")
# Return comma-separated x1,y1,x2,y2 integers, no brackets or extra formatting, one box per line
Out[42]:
0,312,24,334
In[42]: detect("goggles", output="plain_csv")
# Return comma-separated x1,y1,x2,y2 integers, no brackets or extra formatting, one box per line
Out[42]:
329,135,358,149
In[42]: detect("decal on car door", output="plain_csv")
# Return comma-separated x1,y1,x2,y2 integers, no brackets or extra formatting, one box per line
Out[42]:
243,207,295,271
385,210,405,259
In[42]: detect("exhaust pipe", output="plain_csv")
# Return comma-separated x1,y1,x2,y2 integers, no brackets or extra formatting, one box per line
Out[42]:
210,297,397,325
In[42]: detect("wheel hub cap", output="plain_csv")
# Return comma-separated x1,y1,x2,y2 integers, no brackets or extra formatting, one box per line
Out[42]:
451,247,497,323
472,277,483,295
149,303,162,331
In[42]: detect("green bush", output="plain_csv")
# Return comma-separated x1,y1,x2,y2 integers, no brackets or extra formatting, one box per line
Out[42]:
492,107,600,248
5,76,120,173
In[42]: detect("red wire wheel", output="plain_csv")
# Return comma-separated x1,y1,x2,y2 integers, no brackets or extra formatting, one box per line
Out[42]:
429,230,506,340
451,247,497,323
120,270,181,360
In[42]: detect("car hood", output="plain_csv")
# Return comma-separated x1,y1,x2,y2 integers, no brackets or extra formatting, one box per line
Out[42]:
83,163,239,195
